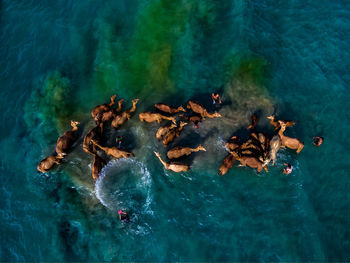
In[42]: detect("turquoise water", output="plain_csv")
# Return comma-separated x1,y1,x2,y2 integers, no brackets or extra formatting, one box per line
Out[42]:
1,0,350,261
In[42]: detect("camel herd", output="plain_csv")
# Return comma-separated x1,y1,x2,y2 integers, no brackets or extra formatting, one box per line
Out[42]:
37,94,305,178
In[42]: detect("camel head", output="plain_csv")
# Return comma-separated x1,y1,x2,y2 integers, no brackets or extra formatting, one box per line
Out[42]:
186,103,191,109
177,105,186,112
132,98,140,104
110,94,117,101
197,145,206,151
170,123,177,129
267,115,275,120
213,112,222,118
179,121,188,128
70,120,80,130
118,99,125,104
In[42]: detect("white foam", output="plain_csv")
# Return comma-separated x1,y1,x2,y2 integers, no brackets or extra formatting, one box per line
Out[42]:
94,158,153,213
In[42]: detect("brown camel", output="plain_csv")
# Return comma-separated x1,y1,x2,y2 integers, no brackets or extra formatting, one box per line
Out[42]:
186,100,222,119
154,152,189,173
167,145,206,159
262,135,281,167
179,113,202,128
37,155,63,173
248,113,258,130
139,112,176,124
156,123,177,140
111,99,139,129
231,151,268,173
218,154,236,176
95,99,125,124
162,121,187,146
278,122,304,154
83,124,103,155
91,94,117,119
56,121,80,157
91,154,106,180
92,140,135,159
267,115,295,130
154,103,185,114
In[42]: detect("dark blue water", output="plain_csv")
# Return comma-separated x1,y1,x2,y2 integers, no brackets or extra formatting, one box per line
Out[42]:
1,0,350,261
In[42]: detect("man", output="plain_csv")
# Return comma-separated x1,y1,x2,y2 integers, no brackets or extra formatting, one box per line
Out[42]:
283,163,293,175
118,210,129,222
313,136,323,146
116,136,123,148
211,93,222,104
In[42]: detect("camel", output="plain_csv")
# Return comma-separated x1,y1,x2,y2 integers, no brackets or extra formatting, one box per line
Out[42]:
91,94,117,119
91,154,106,180
156,123,177,140
267,115,295,130
231,151,268,173
278,122,304,154
179,113,202,128
262,135,281,167
167,145,206,159
92,140,135,159
37,155,63,173
218,154,236,176
154,152,189,173
95,99,125,124
162,121,187,146
154,103,185,114
186,100,222,119
56,121,80,157
83,125,103,155
111,99,139,129
248,113,258,130
139,112,176,124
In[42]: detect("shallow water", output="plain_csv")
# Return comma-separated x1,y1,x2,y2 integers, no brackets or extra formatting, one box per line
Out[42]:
1,0,350,261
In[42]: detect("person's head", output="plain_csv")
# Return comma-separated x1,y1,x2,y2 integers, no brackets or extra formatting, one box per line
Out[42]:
118,210,122,215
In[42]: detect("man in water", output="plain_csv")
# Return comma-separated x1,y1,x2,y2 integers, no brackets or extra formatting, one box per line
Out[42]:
116,136,123,148
313,136,323,146
283,163,293,175
211,93,222,104
118,210,130,222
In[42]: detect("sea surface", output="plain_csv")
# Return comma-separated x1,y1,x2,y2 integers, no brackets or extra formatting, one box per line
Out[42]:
1,0,350,261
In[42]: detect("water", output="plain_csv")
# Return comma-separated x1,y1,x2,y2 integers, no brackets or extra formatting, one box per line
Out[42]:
1,0,350,261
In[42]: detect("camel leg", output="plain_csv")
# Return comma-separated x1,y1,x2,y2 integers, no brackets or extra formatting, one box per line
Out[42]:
296,143,304,154
264,166,268,172
257,166,262,173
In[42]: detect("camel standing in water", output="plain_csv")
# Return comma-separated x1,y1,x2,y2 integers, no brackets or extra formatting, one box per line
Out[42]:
91,94,117,119
218,154,236,176
262,135,281,167
278,122,304,154
56,121,80,157
267,115,295,130
111,99,139,129
231,151,268,173
179,113,202,128
83,124,103,155
162,121,187,146
156,123,177,140
154,152,189,172
37,155,63,173
92,140,135,159
187,101,222,119
139,112,176,124
91,154,106,180
95,99,125,124
154,103,185,114
167,145,206,159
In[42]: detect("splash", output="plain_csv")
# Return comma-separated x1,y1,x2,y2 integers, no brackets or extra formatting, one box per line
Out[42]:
95,159,152,214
